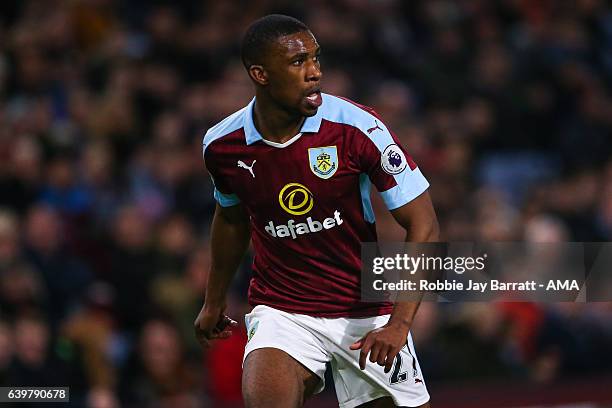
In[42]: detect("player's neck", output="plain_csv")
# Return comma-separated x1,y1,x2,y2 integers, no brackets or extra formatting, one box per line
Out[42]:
252,95,305,144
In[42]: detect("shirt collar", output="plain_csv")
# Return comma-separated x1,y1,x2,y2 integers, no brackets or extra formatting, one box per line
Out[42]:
243,96,324,145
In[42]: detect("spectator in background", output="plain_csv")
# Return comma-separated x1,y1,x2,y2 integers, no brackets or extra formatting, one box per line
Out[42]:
79,140,120,226
119,318,201,407
0,319,13,385
87,387,120,408
61,282,117,394
39,155,93,217
0,209,21,267
0,136,43,214
105,204,156,332
149,216,201,346
23,206,91,327
0,262,45,318
6,314,88,404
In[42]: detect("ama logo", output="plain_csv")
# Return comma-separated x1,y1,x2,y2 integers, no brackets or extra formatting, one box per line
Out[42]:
381,144,408,175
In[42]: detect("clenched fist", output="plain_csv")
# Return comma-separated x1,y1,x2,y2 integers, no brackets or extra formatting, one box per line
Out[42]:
194,305,238,348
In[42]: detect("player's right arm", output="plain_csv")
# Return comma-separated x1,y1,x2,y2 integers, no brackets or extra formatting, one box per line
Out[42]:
194,202,251,348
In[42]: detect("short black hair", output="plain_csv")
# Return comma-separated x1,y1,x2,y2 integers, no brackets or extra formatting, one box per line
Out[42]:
241,14,310,69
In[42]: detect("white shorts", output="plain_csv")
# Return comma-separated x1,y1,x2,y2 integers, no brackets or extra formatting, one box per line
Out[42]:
243,305,430,408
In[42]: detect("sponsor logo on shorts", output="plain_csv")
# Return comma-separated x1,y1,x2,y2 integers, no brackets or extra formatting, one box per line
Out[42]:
381,144,407,175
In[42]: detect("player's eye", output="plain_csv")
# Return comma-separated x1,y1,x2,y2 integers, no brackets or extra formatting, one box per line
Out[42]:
292,58,304,66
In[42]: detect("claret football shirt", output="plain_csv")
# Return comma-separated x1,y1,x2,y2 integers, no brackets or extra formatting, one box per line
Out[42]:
203,93,429,317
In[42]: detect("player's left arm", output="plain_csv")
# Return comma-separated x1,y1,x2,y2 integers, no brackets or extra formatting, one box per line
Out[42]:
350,192,439,371
347,105,439,371
391,190,439,242
388,190,439,337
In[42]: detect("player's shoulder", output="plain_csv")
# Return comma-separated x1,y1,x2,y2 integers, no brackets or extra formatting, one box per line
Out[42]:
202,105,248,155
319,93,386,136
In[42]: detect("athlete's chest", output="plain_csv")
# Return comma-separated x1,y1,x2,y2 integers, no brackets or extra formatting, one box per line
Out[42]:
221,132,360,210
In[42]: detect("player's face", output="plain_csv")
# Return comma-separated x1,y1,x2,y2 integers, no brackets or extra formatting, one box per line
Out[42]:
264,31,322,117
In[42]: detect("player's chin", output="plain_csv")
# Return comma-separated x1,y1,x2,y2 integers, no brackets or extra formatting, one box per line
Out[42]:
301,107,318,117
299,101,319,117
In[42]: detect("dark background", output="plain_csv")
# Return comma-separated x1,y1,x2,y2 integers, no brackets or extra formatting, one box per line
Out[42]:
0,0,611,407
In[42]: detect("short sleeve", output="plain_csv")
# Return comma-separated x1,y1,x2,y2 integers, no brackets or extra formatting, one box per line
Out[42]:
356,121,429,210
203,143,241,208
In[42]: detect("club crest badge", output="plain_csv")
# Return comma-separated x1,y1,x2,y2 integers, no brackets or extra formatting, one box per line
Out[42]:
247,319,259,342
308,146,338,179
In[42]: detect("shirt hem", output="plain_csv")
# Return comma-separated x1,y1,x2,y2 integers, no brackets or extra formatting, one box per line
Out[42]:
248,301,394,318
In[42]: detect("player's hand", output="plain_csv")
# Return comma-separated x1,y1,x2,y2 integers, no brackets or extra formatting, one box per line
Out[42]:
349,322,409,372
194,305,238,348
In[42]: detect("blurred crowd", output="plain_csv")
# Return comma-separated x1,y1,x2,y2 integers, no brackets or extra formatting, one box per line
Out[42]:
0,0,611,406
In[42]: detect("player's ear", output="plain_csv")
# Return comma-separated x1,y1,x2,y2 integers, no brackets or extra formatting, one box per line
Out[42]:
248,65,268,86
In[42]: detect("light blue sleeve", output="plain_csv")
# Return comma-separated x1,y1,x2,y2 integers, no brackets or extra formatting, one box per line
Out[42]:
213,187,241,207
